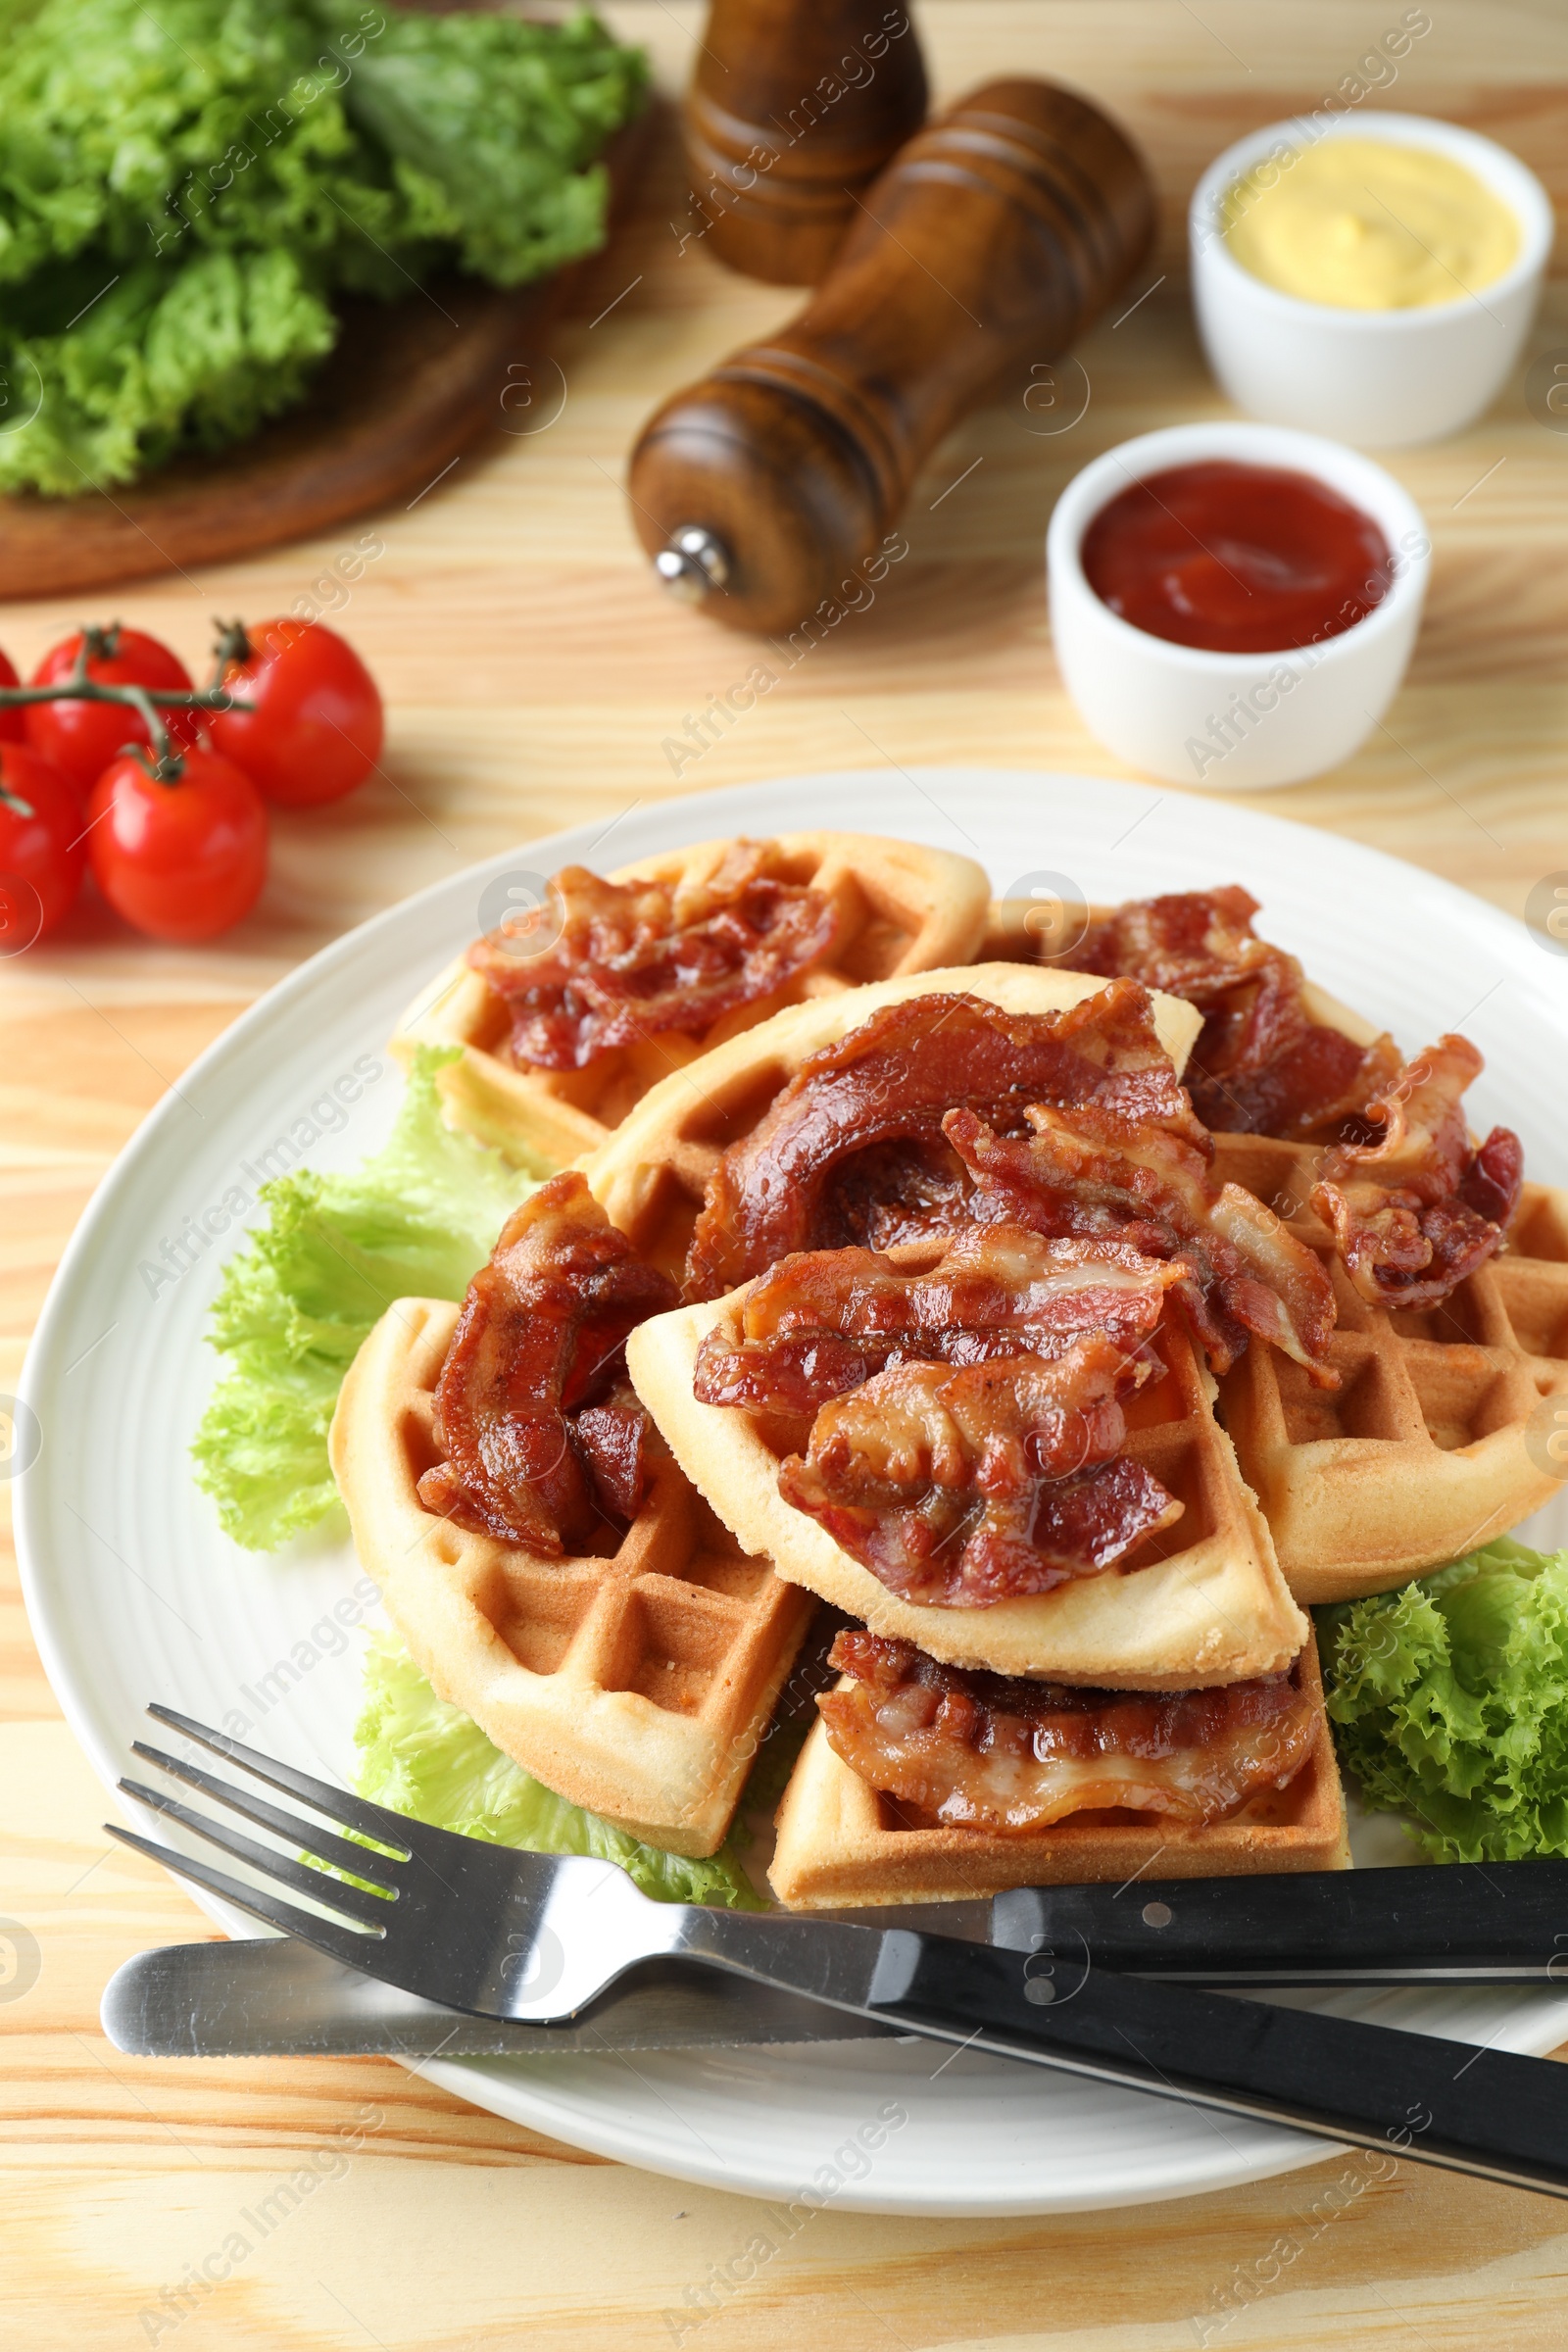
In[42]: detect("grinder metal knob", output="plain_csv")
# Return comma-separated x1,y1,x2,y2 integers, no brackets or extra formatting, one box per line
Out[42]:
654,525,732,605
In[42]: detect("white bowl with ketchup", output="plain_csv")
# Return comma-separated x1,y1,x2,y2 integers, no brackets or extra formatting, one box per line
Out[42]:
1047,421,1430,791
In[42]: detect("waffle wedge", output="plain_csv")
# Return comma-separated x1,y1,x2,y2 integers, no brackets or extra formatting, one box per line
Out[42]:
393,832,993,1169
585,962,1203,1283
627,1295,1308,1688
329,1296,814,1855
768,1631,1347,1907
1210,1134,1568,1601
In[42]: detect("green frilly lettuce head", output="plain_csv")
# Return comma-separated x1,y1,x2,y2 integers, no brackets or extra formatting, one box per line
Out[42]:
0,0,645,490
1319,1538,1568,1861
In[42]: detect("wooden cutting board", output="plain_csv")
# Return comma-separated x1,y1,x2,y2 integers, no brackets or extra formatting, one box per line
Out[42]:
0,108,655,602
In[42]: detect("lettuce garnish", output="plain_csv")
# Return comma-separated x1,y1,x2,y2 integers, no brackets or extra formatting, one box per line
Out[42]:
355,1629,762,1908
191,1046,535,1549
1319,1539,1568,1861
0,0,646,492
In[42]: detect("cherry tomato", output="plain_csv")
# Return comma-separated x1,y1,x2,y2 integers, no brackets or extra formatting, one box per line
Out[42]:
209,618,383,808
0,745,86,951
88,749,268,943
0,645,24,745
26,625,201,795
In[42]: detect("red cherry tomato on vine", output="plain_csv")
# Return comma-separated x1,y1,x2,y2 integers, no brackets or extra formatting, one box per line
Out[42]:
0,745,86,950
0,645,24,745
27,625,200,795
88,749,268,943
209,618,383,808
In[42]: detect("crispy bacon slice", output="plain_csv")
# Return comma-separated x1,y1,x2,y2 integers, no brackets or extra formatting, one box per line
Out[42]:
468,842,838,1071
1064,887,1401,1140
417,1172,677,1551
945,1101,1338,1383
820,1631,1316,1830
1311,1035,1524,1309
685,980,1196,1298
694,1227,1185,1415
1064,897,1525,1310
777,1339,1180,1607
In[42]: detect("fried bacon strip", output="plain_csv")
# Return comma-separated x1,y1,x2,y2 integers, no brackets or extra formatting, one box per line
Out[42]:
777,1338,1180,1608
694,1226,1186,1415
944,1101,1337,1383
697,1229,1185,1606
1310,1035,1524,1309
1059,893,1523,1310
820,1632,1316,1831
685,980,1198,1298
1063,887,1401,1140
468,842,838,1071
417,1172,677,1551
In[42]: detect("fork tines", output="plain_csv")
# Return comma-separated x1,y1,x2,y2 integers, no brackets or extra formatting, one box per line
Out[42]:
105,1702,417,1959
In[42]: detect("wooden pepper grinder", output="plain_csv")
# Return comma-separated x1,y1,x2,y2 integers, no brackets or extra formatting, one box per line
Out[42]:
683,0,928,284
632,78,1154,637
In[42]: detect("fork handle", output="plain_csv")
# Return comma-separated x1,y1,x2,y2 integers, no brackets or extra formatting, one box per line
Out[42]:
680,1912,1568,2197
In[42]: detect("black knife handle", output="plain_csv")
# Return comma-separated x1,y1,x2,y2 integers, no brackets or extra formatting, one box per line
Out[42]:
992,1862,1568,1984
864,1935,1568,2198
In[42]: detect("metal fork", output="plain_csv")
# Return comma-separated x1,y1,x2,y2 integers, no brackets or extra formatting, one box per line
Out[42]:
109,1702,1568,2199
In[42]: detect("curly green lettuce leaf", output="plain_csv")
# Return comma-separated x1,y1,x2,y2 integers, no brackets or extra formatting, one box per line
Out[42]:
190,1354,347,1554
0,0,412,285
1319,1538,1568,1861
355,1629,762,1908
321,4,647,286
191,1047,535,1550
0,0,644,489
0,247,337,494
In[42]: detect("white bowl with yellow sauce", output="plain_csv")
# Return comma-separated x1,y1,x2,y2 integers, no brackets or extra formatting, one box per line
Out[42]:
1191,113,1554,446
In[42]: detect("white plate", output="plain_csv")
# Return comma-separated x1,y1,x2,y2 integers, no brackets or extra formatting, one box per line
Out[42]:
19,769,1568,2218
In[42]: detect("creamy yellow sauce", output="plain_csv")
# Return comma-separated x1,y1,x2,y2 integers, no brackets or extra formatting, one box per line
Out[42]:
1222,136,1519,310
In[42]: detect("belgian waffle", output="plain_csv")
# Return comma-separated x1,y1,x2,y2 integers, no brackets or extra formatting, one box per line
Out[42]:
585,962,1203,1284
1210,1134,1568,1600
392,833,993,1170
627,1290,1309,1688
768,1630,1348,1907
328,1296,815,1856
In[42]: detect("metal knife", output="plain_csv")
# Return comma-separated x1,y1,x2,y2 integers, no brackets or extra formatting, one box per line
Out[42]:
100,1935,919,2059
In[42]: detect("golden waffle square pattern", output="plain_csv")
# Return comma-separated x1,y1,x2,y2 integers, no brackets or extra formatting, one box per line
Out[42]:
329,1297,815,1856
390,832,993,1171
769,1633,1348,1908
1212,1135,1568,1600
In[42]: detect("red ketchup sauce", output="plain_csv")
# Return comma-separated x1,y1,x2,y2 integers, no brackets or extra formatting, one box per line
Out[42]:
1079,461,1392,655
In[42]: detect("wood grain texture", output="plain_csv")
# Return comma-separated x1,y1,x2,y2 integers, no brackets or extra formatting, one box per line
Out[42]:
4,4,1568,2344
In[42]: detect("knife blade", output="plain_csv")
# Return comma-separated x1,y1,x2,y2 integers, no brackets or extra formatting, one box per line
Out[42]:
100,1935,907,2058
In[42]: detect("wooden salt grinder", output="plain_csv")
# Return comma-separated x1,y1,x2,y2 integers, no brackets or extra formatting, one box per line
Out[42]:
683,0,927,285
632,78,1154,637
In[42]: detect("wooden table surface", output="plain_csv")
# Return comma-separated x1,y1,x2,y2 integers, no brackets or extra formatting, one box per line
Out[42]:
6,3,1568,2343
